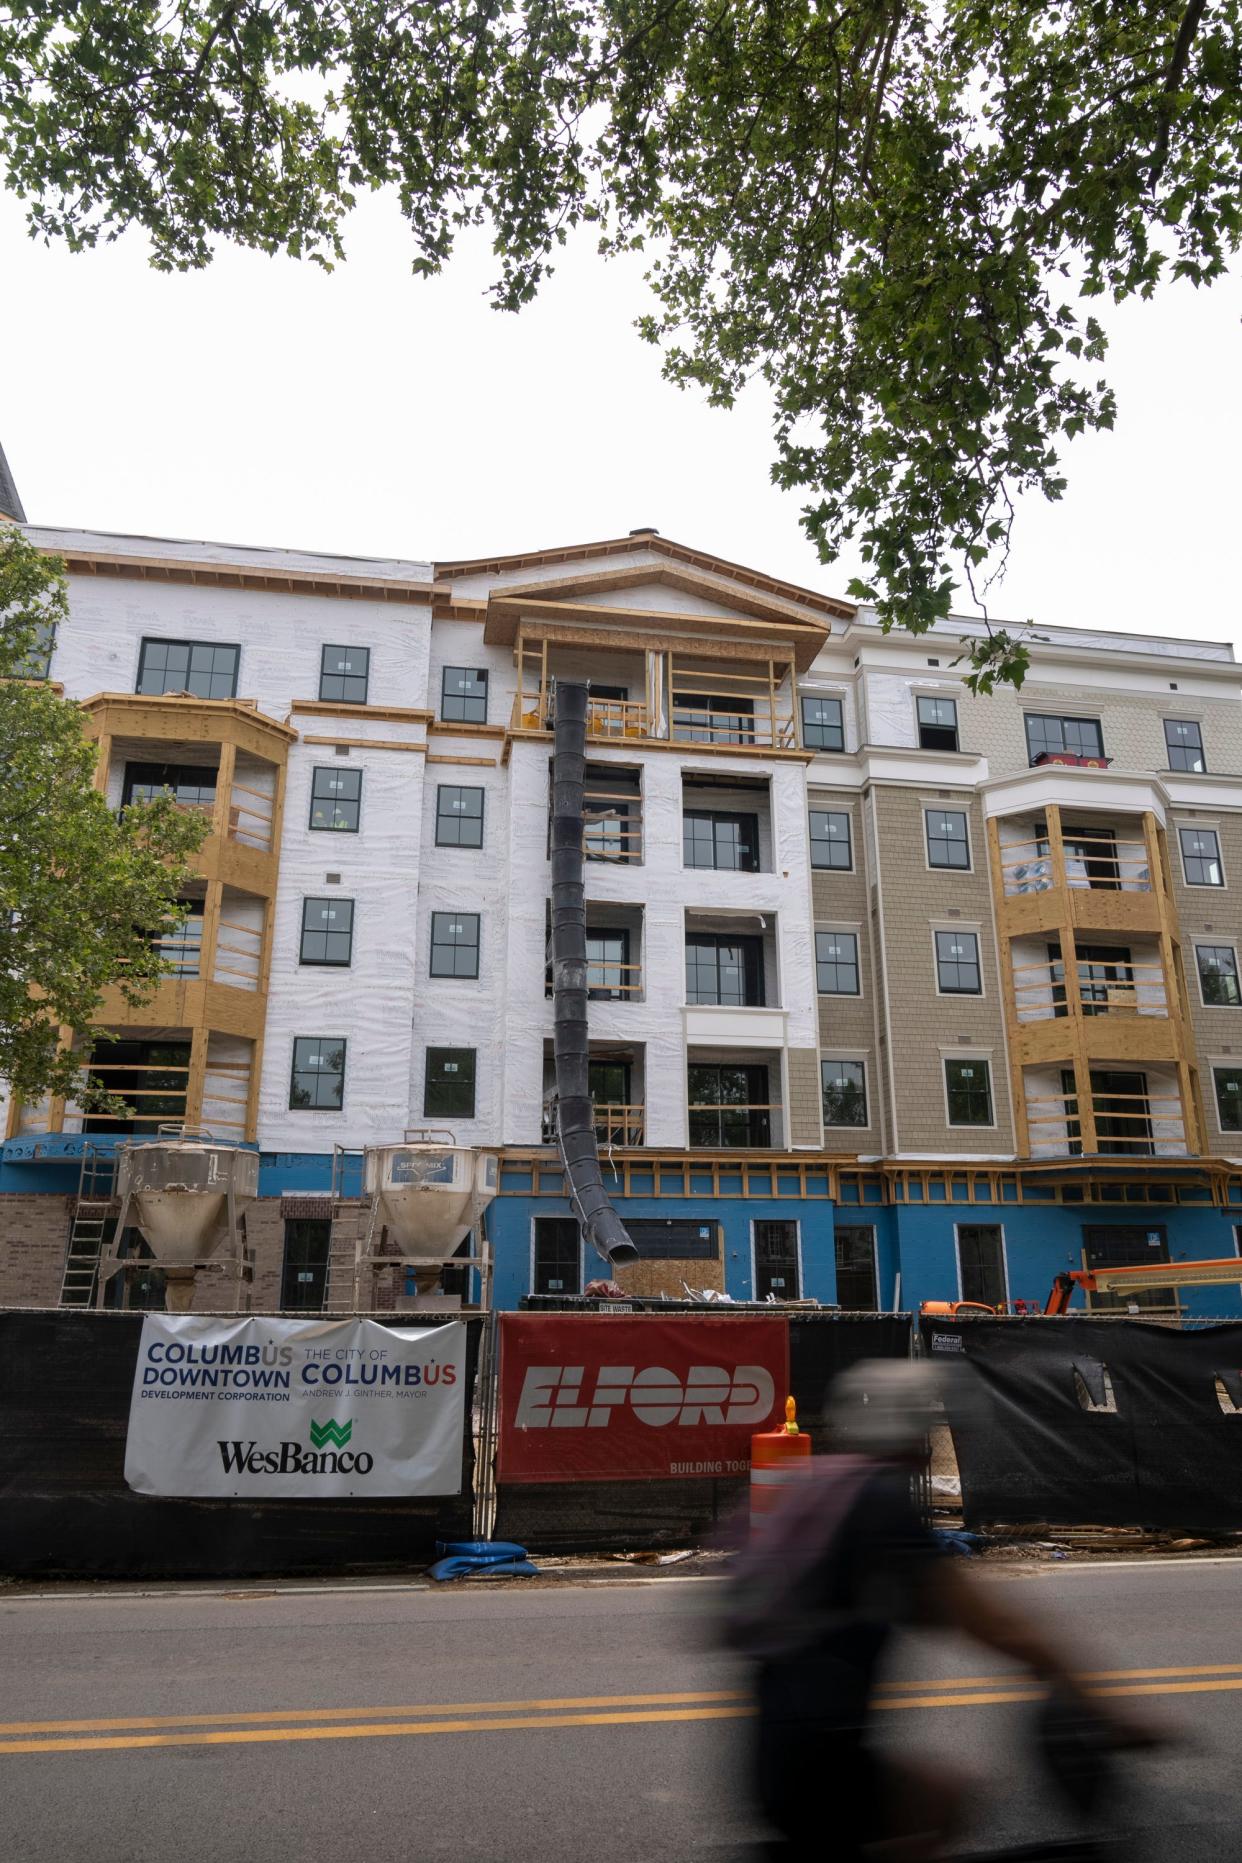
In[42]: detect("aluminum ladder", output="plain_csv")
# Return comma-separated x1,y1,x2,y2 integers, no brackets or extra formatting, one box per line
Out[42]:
59,1143,118,1307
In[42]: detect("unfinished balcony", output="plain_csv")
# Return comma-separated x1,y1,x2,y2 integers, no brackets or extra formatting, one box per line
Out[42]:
993,808,1164,939
687,1054,784,1150
682,911,786,1047
1009,938,1180,1070
541,1043,646,1149
507,640,802,755
545,902,645,1006
84,693,293,896
1023,1064,1192,1161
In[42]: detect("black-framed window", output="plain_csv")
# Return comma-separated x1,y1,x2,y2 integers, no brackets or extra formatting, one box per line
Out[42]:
935,929,981,994
137,637,239,700
281,1219,331,1310
1024,713,1104,765
424,1047,476,1118
925,808,970,869
673,693,755,744
816,930,860,995
688,1063,770,1148
22,619,57,680
309,766,362,832
155,899,204,976
1165,718,1205,773
957,1224,1007,1307
289,1037,346,1111
300,896,354,967
586,928,631,1001
430,911,481,979
821,1059,867,1127
1180,826,1224,886
754,1220,800,1299
801,695,845,752
122,761,217,809
435,784,484,848
320,644,370,705
685,934,765,1007
809,809,852,870
683,811,760,872
1196,944,1241,1006
835,1226,878,1310
441,666,488,723
533,1217,581,1296
1214,1067,1242,1133
945,1057,993,1126
917,695,959,752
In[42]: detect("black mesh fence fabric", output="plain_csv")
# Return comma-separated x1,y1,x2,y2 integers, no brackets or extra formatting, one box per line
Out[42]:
924,1316,1242,1532
0,1310,479,1579
496,1311,912,1551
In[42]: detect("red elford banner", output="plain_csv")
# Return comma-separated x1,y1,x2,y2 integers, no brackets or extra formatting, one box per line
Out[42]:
496,1313,788,1484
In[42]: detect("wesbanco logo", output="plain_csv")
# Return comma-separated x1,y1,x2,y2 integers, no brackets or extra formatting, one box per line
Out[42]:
515,1364,775,1429
216,1416,374,1477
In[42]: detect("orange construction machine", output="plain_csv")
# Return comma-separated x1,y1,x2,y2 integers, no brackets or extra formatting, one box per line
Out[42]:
922,1255,1242,1319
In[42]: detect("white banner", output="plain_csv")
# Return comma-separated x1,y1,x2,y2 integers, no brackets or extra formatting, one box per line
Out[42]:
124,1315,467,1498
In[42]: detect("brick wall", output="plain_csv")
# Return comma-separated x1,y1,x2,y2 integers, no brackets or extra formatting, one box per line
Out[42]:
870,787,1014,1154
0,1197,73,1308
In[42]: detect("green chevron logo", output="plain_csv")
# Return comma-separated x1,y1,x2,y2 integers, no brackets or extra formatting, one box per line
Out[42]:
309,1417,353,1450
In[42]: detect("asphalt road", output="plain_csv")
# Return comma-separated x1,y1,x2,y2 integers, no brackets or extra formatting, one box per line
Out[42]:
2,1558,1241,1861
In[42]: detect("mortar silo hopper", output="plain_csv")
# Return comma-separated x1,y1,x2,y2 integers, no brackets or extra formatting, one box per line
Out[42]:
360,1131,498,1308
103,1131,258,1311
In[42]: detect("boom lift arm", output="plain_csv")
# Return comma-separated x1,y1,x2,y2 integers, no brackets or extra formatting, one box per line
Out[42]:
1044,1256,1242,1315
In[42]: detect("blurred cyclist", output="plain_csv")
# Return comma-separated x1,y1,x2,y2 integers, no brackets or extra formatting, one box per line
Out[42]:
723,1360,1150,1860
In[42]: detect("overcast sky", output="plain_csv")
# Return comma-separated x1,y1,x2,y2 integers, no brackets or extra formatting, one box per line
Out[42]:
2,185,1238,650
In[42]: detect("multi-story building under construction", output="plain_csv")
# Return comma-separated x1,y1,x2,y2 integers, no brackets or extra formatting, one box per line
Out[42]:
4,452,1242,1318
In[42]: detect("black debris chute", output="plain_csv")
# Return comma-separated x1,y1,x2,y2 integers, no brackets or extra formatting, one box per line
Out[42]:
548,682,639,1269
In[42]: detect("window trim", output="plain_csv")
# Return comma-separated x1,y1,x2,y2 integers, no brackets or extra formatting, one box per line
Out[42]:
1164,716,1206,773
941,1053,997,1130
1178,823,1226,888
932,926,984,998
815,926,862,997
923,806,972,873
529,1214,584,1299
834,1222,879,1311
439,665,489,724
749,1218,803,1302
800,692,846,753
1195,941,1242,1009
914,692,961,754
1023,712,1105,767
809,807,854,872
954,1221,1009,1308
136,635,241,701
288,1036,347,1112
308,765,363,833
820,1056,870,1129
299,895,356,968
319,643,371,706
1210,1059,1242,1137
434,783,485,849
428,910,482,980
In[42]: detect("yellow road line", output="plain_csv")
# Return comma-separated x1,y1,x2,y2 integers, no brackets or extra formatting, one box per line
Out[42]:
0,1705,754,1757
10,1665,1242,1758
8,1663,1242,1740
0,1690,746,1738
877,1662,1242,1693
